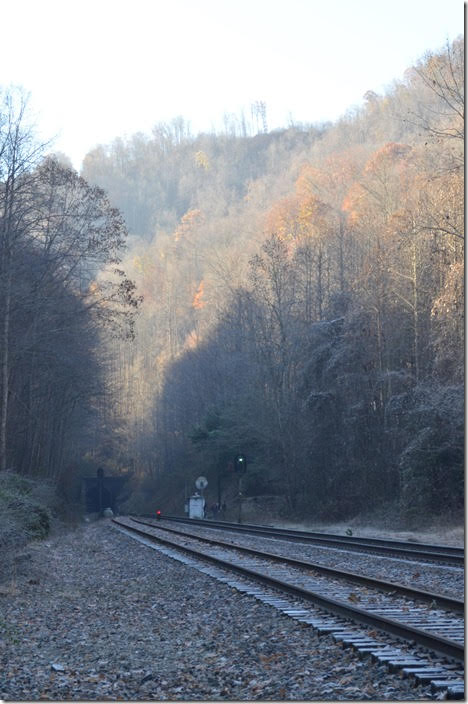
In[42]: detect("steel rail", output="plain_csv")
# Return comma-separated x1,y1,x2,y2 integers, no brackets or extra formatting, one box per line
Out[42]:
114,517,464,663
154,515,464,564
130,516,463,613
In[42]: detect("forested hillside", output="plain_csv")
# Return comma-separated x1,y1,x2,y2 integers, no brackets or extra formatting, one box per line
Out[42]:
79,38,464,525
1,39,462,532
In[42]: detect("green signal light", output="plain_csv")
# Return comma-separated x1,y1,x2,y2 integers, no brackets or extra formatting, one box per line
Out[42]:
234,454,247,472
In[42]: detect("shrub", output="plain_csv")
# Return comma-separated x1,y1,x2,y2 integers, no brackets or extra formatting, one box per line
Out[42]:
0,472,55,556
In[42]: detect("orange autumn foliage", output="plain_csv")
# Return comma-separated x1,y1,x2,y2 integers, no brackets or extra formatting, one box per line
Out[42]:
264,196,301,240
174,209,203,242
363,142,412,175
192,280,205,309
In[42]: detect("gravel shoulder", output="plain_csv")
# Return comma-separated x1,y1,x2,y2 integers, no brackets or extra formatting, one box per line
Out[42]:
269,521,464,548
0,520,438,700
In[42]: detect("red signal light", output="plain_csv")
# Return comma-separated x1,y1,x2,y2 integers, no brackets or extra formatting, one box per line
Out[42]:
156,509,162,519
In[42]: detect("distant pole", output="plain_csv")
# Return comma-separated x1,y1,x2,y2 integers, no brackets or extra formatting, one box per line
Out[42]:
234,454,247,523
97,467,104,517
237,474,243,524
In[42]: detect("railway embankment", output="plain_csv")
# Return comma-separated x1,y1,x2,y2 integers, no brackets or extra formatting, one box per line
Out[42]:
0,472,56,583
0,520,443,700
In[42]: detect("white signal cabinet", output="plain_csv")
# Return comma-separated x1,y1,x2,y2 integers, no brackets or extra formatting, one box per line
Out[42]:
188,494,205,519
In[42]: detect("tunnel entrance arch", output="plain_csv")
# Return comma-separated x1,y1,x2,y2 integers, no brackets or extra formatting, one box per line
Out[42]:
81,469,129,515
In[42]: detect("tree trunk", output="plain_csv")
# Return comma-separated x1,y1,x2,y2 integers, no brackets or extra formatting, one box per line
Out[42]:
0,264,12,471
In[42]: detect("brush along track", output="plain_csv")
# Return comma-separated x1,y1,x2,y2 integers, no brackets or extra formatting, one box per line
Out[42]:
156,515,464,565
112,516,463,694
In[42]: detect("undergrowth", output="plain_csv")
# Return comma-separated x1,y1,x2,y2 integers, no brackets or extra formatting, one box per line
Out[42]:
0,471,57,580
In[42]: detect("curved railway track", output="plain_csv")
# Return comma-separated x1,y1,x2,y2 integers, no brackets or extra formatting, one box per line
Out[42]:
112,515,464,698
156,515,464,565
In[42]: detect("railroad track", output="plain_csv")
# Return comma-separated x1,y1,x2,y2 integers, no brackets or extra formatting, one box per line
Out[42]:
132,517,463,612
155,514,464,565
113,516,464,699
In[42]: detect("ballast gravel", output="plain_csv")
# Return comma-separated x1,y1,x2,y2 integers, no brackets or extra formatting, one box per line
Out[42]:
0,520,439,700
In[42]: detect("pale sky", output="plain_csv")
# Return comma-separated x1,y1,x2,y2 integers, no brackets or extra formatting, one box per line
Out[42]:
1,0,464,169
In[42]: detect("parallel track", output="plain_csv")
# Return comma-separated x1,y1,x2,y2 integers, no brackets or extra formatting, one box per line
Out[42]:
131,516,463,613
115,516,464,665
155,514,464,565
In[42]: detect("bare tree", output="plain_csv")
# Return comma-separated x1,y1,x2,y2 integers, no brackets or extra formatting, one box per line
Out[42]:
0,89,45,471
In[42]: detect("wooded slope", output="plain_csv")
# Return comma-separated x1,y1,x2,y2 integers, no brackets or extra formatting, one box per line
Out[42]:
81,39,464,523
